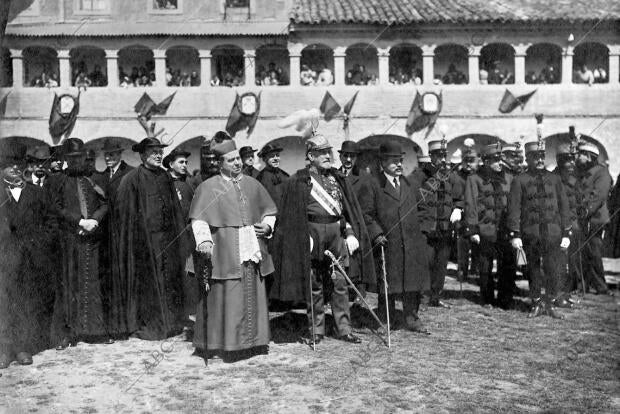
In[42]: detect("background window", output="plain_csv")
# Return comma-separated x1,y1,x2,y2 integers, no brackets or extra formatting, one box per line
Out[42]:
153,0,178,10
77,0,108,11
226,0,249,7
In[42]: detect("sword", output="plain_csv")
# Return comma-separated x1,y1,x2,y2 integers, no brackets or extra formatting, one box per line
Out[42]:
380,246,391,348
308,269,316,351
324,250,388,347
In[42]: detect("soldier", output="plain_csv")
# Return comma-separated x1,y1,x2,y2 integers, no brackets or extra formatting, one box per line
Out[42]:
501,142,525,175
240,146,260,178
575,142,613,295
270,134,375,345
507,141,572,318
256,143,290,211
454,140,479,282
553,143,580,307
357,141,431,333
464,143,516,308
419,140,464,308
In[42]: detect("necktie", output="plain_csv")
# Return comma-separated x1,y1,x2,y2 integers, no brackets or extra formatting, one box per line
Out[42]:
393,177,400,195
110,169,114,179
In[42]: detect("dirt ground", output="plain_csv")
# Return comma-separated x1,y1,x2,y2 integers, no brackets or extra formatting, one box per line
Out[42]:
1,263,619,414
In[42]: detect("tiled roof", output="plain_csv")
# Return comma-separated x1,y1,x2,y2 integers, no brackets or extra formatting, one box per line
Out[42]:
290,0,620,25
6,21,290,37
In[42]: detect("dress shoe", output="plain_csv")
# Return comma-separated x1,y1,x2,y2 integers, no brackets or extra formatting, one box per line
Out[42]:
338,333,361,344
429,299,451,309
16,352,32,365
528,303,544,318
0,353,12,369
55,337,73,351
405,317,430,335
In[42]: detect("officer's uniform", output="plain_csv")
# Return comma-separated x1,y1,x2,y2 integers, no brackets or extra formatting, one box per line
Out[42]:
575,142,612,295
507,142,571,313
464,144,515,307
453,145,478,282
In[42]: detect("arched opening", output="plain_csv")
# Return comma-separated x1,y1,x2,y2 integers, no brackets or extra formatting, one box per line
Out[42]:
357,135,422,176
434,44,468,85
0,48,12,87
83,137,141,171
118,46,155,87
447,134,505,159
70,46,107,87
345,43,378,85
543,133,608,169
166,46,200,87
389,43,423,84
480,43,515,85
23,46,59,87
258,136,307,174
525,43,562,84
574,42,609,84
255,43,290,86
211,45,245,87
300,44,334,86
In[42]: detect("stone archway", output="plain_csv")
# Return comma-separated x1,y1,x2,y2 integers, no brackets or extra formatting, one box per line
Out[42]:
356,135,422,176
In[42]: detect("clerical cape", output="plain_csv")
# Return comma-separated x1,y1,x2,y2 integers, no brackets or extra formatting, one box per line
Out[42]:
189,175,278,278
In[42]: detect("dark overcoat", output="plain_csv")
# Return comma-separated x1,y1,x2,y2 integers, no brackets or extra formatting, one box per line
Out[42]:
256,166,290,212
357,174,430,294
270,167,376,302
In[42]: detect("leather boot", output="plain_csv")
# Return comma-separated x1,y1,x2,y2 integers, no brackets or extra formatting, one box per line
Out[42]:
528,298,544,318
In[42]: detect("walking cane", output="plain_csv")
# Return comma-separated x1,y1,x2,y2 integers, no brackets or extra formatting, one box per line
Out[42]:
324,250,389,347
308,271,316,351
380,246,391,349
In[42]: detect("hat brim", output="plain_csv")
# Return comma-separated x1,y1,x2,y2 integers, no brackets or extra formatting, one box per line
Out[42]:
308,145,332,152
258,148,284,157
338,150,360,154
132,143,168,152
380,151,406,157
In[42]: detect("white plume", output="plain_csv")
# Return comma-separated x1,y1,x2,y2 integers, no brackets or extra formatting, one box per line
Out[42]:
464,138,475,147
278,108,321,138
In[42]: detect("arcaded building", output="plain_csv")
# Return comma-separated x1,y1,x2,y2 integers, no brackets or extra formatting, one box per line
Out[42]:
1,0,619,177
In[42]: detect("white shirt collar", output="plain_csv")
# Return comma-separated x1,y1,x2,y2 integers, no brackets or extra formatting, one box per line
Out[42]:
110,162,121,175
384,172,400,187
9,186,22,202
220,172,243,182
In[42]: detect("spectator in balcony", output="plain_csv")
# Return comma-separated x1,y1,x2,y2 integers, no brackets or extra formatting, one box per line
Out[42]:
317,68,334,86
593,67,607,83
47,73,59,88
300,64,315,86
190,70,200,86
389,68,408,85
368,74,378,85
525,71,538,84
210,75,221,86
277,67,289,85
90,65,107,87
263,70,279,86
576,64,595,86
539,61,559,84
120,75,132,88
165,67,172,86
180,72,191,87
130,67,139,84
256,65,266,86
442,64,467,85
479,67,489,84
75,71,92,89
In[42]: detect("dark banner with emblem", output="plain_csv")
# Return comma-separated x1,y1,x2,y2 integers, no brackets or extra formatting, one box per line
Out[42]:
49,92,80,144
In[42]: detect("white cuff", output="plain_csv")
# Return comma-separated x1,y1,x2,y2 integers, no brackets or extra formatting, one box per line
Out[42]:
191,219,213,246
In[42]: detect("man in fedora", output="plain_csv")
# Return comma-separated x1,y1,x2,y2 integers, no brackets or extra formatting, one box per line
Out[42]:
575,141,613,296
256,143,289,212
113,137,192,339
271,133,375,345
50,138,111,349
357,141,431,333
507,141,571,318
189,138,277,361
24,146,52,188
0,149,55,369
96,138,133,203
239,146,259,178
338,141,360,178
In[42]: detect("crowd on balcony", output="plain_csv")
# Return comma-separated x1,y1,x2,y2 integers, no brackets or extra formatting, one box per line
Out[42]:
153,0,178,9
29,71,59,87
574,64,608,86
119,65,156,88
300,63,334,86
256,62,289,86
389,64,422,85
525,61,561,84
166,67,200,87
345,64,377,85
71,61,108,88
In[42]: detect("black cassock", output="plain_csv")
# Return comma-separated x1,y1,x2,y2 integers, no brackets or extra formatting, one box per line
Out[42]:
0,184,55,355
114,166,191,340
50,170,108,342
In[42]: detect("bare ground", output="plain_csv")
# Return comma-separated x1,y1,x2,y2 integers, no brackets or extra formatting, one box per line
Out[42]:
1,264,619,414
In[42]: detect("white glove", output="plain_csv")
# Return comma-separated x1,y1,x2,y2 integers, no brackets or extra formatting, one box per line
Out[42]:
79,219,99,233
470,234,480,244
309,235,314,253
450,208,462,223
346,235,359,255
510,238,523,250
560,237,570,249
196,241,213,256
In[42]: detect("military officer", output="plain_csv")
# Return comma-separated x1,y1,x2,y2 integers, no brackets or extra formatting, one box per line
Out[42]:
575,142,613,295
464,143,516,308
501,142,524,175
507,141,572,318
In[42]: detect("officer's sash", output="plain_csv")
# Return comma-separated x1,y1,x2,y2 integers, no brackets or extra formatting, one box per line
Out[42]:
310,175,342,216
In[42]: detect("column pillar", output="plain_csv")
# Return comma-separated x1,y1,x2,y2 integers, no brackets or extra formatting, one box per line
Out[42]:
513,44,529,85
562,46,574,84
153,49,167,87
608,45,620,85
105,49,118,87
377,47,390,85
422,45,435,85
288,43,304,87
57,50,71,87
199,50,211,87
334,47,346,86
10,49,23,89
468,46,481,85
244,49,256,86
